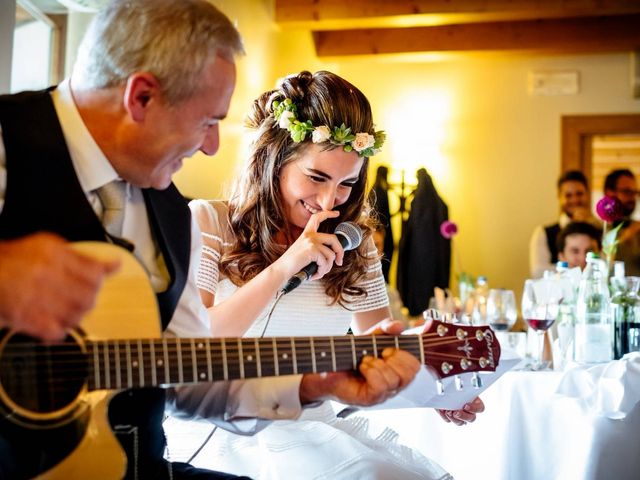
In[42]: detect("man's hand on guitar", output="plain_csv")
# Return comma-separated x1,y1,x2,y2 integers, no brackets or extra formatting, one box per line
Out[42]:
0,232,120,341
299,347,420,407
437,396,485,426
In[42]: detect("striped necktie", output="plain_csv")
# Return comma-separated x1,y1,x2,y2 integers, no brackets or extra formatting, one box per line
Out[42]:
95,180,126,238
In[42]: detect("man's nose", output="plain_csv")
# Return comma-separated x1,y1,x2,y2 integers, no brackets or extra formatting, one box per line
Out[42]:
200,125,220,156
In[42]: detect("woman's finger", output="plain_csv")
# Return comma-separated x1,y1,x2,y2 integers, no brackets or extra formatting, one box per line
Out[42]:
303,210,340,233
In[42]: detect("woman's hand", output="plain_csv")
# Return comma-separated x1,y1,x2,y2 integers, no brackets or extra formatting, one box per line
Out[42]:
271,210,345,281
437,396,485,426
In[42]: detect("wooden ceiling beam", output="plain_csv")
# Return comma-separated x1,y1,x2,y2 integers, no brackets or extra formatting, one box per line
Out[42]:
313,14,640,56
276,0,640,26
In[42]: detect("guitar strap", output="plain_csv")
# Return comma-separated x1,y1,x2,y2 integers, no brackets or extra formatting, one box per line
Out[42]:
0,89,192,479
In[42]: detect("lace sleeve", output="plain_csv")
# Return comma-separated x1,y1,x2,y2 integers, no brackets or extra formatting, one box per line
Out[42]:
349,236,390,312
188,199,230,296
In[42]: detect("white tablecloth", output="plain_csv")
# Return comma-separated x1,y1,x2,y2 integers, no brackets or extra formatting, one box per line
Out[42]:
352,353,640,480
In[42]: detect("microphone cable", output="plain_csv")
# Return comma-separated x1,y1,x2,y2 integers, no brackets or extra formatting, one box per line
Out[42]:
257,289,285,338
177,288,285,464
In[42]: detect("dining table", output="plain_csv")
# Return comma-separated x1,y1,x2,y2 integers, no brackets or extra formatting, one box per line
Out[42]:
351,352,640,480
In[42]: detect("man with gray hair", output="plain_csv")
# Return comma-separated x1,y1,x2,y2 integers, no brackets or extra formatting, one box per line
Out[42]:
0,1,419,479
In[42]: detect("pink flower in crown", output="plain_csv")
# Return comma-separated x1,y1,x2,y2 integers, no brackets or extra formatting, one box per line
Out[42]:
352,133,375,152
440,220,458,239
596,195,623,223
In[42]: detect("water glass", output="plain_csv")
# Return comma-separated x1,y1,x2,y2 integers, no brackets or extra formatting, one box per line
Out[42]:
486,289,517,332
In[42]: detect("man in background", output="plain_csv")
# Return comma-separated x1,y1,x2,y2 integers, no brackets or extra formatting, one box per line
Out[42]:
529,170,598,278
604,168,640,275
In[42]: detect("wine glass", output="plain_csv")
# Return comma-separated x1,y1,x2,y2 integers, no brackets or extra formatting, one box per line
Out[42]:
486,289,517,332
521,279,561,370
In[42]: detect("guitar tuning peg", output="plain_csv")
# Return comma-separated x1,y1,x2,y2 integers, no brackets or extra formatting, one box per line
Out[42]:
442,312,453,323
436,379,444,395
440,362,453,375
471,372,483,389
423,308,441,321
454,375,463,390
436,324,449,336
459,358,472,370
456,328,468,340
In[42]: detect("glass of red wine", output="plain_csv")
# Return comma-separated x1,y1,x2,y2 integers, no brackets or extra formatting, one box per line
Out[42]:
521,279,562,370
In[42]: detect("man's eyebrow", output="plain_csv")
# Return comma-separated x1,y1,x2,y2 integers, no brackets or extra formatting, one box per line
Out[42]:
306,168,359,183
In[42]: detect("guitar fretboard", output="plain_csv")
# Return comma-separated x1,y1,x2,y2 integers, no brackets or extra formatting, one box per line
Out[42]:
86,335,424,391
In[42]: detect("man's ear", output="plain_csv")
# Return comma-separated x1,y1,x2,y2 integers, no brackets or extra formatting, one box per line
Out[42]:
123,73,161,122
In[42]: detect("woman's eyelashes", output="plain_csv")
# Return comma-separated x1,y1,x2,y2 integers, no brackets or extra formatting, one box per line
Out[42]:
308,174,325,183
307,175,356,188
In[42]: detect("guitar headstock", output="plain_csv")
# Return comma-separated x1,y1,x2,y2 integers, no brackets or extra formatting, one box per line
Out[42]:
420,319,501,379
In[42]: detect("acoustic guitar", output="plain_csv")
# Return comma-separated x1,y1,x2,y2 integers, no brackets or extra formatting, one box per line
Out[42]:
0,242,500,479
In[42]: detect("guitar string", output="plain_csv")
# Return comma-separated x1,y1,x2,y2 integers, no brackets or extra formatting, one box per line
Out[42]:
0,330,485,351
0,334,482,379
2,350,494,390
1,336,486,358
1,339,493,380
5,340,496,384
1,336,491,369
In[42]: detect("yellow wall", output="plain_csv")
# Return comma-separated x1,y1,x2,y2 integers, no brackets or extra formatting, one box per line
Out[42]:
174,1,640,297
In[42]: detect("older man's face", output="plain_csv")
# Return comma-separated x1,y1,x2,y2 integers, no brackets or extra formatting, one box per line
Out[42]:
121,54,236,190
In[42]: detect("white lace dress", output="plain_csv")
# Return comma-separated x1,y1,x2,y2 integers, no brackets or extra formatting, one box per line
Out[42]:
164,200,452,480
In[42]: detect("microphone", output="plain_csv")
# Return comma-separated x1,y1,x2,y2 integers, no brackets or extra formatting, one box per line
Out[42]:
281,221,363,294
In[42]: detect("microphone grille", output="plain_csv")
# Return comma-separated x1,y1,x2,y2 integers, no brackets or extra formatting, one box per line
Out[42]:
335,222,363,251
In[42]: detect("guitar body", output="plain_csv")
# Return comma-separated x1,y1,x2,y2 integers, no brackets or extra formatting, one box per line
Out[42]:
0,242,161,479
32,392,120,480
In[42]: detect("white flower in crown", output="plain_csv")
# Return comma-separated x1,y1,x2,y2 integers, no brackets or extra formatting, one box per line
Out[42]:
279,110,295,129
312,126,332,143
352,132,375,152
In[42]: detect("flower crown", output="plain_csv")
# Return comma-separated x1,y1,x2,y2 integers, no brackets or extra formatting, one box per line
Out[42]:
272,98,385,157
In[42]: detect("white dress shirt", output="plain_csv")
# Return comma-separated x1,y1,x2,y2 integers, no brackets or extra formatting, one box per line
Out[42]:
529,213,571,279
0,81,303,434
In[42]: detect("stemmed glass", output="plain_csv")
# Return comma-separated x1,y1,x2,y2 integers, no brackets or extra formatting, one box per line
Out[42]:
521,279,562,370
486,289,517,332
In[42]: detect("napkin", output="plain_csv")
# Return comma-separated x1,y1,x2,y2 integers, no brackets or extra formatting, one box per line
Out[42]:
555,353,640,419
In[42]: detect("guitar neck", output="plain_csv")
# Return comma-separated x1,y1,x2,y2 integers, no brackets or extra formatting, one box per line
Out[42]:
86,335,425,391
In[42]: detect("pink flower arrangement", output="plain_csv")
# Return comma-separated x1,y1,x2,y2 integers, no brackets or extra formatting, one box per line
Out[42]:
596,196,623,223
440,220,474,306
440,220,458,239
595,195,624,270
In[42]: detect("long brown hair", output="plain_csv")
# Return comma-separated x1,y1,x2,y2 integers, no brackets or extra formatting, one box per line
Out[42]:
221,71,379,305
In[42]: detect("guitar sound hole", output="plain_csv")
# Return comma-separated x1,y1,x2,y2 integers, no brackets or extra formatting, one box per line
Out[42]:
0,333,88,415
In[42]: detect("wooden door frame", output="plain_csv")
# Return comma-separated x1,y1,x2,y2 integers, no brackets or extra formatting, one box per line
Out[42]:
561,114,640,187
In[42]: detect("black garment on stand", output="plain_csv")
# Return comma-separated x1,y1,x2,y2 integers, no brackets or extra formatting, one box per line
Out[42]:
396,169,450,316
